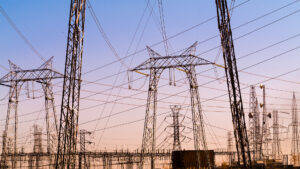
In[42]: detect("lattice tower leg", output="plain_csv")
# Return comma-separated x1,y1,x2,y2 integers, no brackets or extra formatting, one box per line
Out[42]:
126,156,133,169
139,68,162,169
1,83,22,169
42,82,58,169
185,66,211,168
79,152,82,169
108,158,112,169
103,157,107,169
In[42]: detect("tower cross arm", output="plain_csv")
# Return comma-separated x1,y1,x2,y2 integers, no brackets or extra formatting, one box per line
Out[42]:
130,54,215,71
0,69,63,85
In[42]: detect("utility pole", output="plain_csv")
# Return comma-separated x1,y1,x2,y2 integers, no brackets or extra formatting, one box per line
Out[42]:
170,105,182,151
55,0,86,168
0,58,62,169
79,130,92,169
291,92,299,166
130,42,215,169
215,0,252,167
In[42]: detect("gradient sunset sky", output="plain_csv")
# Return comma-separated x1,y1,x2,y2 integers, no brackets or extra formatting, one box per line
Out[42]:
0,0,300,160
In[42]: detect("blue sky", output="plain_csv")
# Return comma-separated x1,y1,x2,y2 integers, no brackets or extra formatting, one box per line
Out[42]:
0,0,300,159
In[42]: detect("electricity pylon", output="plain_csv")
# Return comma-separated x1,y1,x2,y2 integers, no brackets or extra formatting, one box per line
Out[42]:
0,57,62,168
272,110,280,159
170,105,182,151
33,125,43,168
227,132,234,165
79,130,92,169
248,86,262,161
130,42,215,169
215,0,252,167
291,92,299,166
260,84,271,158
55,0,87,168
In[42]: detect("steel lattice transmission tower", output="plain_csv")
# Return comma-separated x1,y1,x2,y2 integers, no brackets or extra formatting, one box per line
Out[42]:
130,42,214,169
55,0,86,168
170,105,182,151
272,110,280,159
248,86,262,161
291,92,299,165
79,130,92,169
33,125,43,168
227,132,234,165
260,84,271,158
0,57,62,168
215,0,252,167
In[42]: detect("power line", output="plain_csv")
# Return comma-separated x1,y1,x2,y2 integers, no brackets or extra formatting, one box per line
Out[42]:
86,0,128,69
0,5,46,62
1,39,299,124
82,0,297,75
80,62,300,128
82,0,252,75
1,1,297,105
0,64,9,72
89,66,300,136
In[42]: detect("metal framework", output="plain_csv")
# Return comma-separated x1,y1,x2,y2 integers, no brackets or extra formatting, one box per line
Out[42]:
33,125,43,168
55,0,86,168
170,105,182,151
272,110,280,159
0,57,62,168
227,132,234,165
248,86,262,160
260,84,271,158
291,92,299,165
215,0,252,167
79,130,92,169
130,42,214,169
0,148,234,169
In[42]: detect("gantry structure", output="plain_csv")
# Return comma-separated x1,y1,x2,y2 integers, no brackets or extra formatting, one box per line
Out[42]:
215,0,252,167
0,57,62,168
130,42,215,169
55,0,87,168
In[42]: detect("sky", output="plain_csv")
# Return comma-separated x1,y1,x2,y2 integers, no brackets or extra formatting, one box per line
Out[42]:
0,0,300,164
